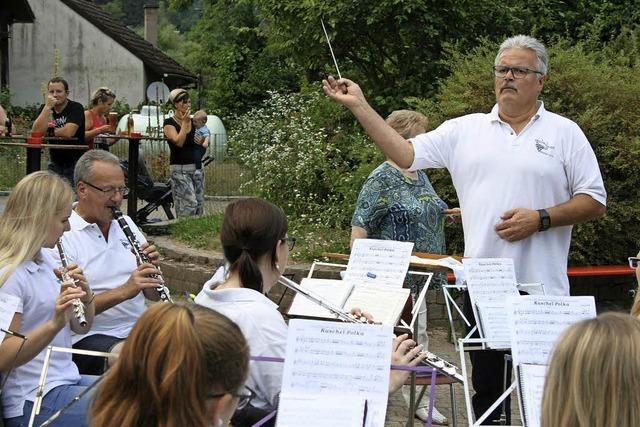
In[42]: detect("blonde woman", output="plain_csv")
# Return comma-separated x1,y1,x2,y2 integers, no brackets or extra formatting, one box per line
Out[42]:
541,312,640,427
84,87,116,149
91,303,250,427
0,171,95,427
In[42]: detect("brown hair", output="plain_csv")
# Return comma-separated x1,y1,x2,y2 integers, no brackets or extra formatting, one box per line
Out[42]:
89,87,116,106
541,312,640,427
220,198,288,293
91,303,249,427
385,110,428,139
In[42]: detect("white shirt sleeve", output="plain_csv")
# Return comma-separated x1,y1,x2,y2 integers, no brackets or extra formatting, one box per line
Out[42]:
565,124,607,206
251,314,288,408
408,119,458,171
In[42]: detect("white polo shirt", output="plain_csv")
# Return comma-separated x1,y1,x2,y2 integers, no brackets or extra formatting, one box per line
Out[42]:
409,102,607,295
195,267,288,410
0,250,81,418
55,209,147,343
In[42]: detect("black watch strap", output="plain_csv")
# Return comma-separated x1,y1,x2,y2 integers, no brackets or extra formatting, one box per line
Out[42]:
537,209,551,232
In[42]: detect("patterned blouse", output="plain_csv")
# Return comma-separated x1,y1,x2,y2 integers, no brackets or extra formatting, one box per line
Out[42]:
351,162,448,293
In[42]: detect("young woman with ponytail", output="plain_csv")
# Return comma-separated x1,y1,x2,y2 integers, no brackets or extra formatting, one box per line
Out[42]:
90,302,250,427
194,198,426,426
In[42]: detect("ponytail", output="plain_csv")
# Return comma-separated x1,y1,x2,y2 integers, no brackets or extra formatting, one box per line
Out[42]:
234,248,264,293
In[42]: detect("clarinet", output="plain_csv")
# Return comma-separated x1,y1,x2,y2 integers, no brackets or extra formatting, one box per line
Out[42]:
110,207,173,303
56,240,87,327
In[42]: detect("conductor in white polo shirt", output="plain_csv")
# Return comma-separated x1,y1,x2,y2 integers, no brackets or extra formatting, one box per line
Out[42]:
323,35,606,424
54,149,163,375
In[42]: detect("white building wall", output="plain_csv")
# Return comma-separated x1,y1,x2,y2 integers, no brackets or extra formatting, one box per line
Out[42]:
9,0,145,107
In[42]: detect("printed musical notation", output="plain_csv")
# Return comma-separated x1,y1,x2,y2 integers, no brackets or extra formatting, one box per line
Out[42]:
281,319,393,427
517,364,547,427
464,258,519,348
507,295,596,366
0,292,20,340
344,239,414,288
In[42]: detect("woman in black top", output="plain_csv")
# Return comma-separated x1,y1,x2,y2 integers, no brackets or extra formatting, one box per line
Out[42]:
163,89,203,217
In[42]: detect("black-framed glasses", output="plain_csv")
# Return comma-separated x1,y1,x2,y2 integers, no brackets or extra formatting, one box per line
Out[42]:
629,257,640,269
83,181,129,197
281,236,296,251
493,65,542,79
207,386,255,410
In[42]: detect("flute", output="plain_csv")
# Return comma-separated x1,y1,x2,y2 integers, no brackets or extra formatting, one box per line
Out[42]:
56,240,87,327
110,207,173,303
278,275,463,381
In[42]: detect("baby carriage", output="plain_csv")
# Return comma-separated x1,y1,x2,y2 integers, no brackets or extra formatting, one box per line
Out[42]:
120,154,214,224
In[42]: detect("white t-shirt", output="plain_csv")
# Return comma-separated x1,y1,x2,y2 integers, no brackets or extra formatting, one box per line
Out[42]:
409,102,607,295
195,267,287,410
54,209,147,343
0,250,81,418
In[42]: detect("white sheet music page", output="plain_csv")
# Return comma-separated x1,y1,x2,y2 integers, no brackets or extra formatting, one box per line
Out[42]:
517,364,547,427
287,278,354,319
507,295,596,366
464,258,519,347
276,393,366,427
344,239,414,287
343,283,410,326
475,300,511,349
281,319,393,427
0,292,20,341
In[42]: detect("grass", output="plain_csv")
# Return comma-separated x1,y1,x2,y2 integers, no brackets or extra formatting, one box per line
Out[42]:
168,213,351,262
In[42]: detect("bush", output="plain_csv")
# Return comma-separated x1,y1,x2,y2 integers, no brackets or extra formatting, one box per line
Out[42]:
407,38,640,265
229,85,382,230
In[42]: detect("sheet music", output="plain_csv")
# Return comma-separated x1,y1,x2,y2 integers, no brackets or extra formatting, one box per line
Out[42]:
508,295,596,366
464,258,519,346
0,292,20,341
276,393,366,427
343,284,410,326
475,301,511,349
344,239,414,287
518,364,546,427
287,278,353,319
282,319,393,427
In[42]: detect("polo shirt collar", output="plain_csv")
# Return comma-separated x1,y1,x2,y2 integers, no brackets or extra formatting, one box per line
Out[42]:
488,100,546,124
24,249,47,273
70,203,116,231
202,266,278,309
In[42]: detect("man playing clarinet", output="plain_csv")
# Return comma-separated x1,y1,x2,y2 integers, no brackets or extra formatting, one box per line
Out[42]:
51,149,163,375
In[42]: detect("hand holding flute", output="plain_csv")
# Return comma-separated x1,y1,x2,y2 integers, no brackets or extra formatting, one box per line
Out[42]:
55,240,92,327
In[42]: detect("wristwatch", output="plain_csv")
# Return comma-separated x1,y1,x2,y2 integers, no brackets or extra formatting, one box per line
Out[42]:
537,209,551,232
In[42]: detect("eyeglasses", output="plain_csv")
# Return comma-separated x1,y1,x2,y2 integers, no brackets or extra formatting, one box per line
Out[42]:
207,386,255,410
83,181,129,197
493,65,542,79
629,257,640,269
281,236,296,251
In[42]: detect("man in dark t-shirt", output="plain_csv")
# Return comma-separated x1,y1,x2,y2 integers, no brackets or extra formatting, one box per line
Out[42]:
32,77,86,184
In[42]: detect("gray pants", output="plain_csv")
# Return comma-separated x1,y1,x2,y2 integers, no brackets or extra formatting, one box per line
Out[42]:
170,164,204,217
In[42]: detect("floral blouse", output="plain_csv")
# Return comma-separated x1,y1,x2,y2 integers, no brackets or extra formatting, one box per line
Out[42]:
351,162,448,293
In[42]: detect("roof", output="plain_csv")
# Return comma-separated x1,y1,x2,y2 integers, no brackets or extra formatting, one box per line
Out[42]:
59,0,197,85
3,0,36,23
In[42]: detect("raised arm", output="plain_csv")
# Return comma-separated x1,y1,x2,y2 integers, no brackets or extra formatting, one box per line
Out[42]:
322,76,415,168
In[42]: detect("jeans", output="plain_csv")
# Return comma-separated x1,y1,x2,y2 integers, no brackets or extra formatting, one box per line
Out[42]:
73,334,123,375
4,375,98,427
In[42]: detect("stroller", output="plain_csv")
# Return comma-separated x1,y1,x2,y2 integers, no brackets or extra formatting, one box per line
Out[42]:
121,154,214,224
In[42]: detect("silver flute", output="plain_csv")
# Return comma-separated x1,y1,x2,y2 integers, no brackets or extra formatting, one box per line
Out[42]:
278,275,463,381
110,207,173,303
56,240,87,326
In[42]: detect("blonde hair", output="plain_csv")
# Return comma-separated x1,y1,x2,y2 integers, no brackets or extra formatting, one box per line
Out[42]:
193,110,207,121
91,303,249,427
541,312,640,427
385,110,428,139
0,171,73,285
89,87,116,106
631,286,640,318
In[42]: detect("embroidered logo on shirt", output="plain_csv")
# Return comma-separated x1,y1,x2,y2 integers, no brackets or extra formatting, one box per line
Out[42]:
120,239,132,250
535,138,555,157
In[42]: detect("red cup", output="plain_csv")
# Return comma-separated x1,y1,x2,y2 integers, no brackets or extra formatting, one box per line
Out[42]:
130,131,141,138
31,131,43,138
28,131,43,145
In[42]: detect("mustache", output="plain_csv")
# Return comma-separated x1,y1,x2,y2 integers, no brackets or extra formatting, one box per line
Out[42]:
501,85,517,93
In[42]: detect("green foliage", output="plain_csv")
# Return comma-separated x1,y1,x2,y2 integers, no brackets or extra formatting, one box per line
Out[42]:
408,38,640,265
229,85,381,229
168,212,224,249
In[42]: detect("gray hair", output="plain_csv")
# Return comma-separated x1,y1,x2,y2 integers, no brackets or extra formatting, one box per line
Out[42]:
74,149,121,186
495,35,548,75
